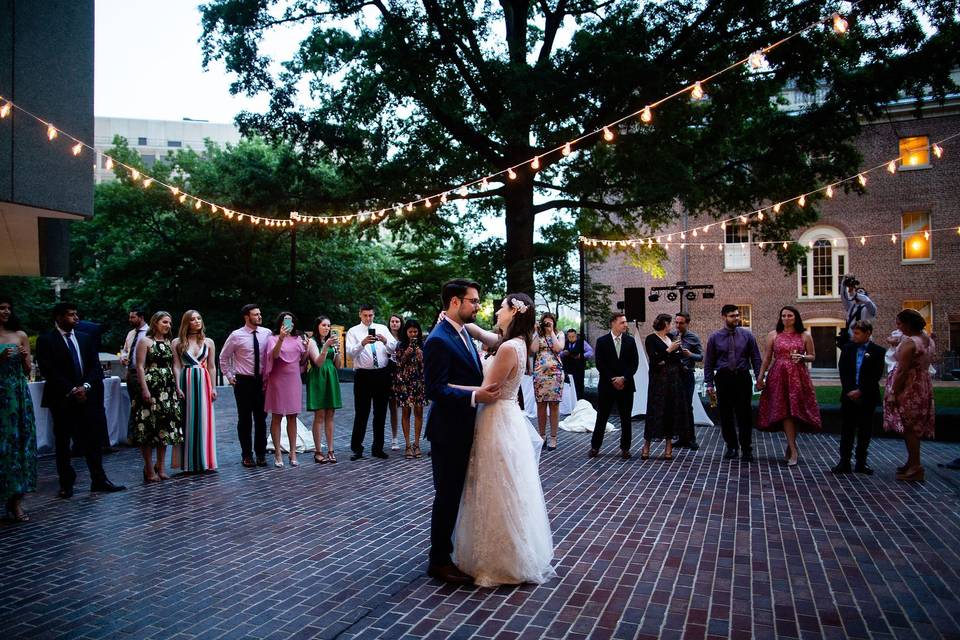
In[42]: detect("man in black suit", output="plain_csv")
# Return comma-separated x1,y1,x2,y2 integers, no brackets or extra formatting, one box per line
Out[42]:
833,319,886,475
589,311,640,459
35,303,125,498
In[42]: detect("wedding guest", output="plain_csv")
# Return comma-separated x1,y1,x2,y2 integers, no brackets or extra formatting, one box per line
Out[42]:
833,320,885,475
346,304,397,460
0,297,37,521
264,312,307,468
884,309,936,482
756,306,822,467
643,314,692,460
704,304,762,463
671,312,702,450
387,314,403,451
172,310,218,473
130,311,183,481
75,316,110,450
36,303,125,497
589,312,640,459
306,316,342,464
533,312,564,451
394,318,427,459
220,304,272,467
561,328,594,401
120,308,148,405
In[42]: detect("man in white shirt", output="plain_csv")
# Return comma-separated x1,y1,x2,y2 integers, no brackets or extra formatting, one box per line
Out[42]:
120,308,147,403
346,304,397,460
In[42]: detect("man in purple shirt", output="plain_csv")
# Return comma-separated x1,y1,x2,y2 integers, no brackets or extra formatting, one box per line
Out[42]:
220,304,272,467
704,304,762,462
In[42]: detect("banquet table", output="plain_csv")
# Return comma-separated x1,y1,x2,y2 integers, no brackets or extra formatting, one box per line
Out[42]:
28,376,130,453
518,375,578,419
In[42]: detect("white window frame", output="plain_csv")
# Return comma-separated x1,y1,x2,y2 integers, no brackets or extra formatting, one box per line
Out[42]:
901,210,933,264
723,223,751,272
898,135,932,171
796,226,847,300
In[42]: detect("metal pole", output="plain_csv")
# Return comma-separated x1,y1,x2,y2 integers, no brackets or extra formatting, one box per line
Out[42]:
579,244,587,341
289,225,297,307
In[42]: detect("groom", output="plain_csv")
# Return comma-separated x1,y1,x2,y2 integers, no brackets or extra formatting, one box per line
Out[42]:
423,279,501,584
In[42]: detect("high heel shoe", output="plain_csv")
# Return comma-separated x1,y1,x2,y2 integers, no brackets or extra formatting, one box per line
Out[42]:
663,443,673,461
547,437,557,451
274,456,284,468
143,470,160,483
640,446,650,461
787,446,799,467
154,463,169,480
895,465,925,481
289,456,299,467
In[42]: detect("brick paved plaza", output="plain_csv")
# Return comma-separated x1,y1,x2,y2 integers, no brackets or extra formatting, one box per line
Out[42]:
2,385,960,640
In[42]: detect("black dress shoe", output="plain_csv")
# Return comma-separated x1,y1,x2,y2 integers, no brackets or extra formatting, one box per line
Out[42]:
587,448,599,458
372,451,389,459
350,453,364,461
90,480,126,493
621,449,632,460
427,562,474,585
939,458,960,470
854,464,874,475
832,462,853,474
256,457,268,467
687,441,699,451
242,457,256,468
58,488,73,499
723,447,739,460
741,451,755,463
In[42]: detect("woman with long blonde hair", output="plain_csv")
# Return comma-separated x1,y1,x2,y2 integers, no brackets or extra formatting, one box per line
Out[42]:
172,310,218,472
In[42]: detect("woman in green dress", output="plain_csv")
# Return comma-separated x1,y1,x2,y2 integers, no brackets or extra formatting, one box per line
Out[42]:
0,296,37,522
306,316,342,463
130,311,183,482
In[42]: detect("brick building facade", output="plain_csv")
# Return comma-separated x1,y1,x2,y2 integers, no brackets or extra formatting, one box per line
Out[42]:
587,100,960,375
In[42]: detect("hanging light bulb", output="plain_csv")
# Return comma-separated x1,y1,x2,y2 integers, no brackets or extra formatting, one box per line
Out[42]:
602,126,614,142
640,106,652,123
739,215,747,224
923,230,930,240
210,204,217,213
773,203,781,214
704,224,711,232
562,142,572,156
757,211,764,221
798,194,806,207
748,51,767,70
142,178,152,188
170,186,179,195
440,193,448,204
459,185,469,197
531,156,540,170
667,234,673,242
700,243,705,251
481,177,489,189
860,236,866,245
691,81,705,101
891,234,897,243
424,198,432,208
406,202,414,212
178,194,187,204
105,157,114,171
194,200,202,210
130,169,140,181
47,125,58,141
647,238,653,247
826,184,834,198
507,167,517,180
395,206,402,215
721,221,727,230
933,143,943,158
832,13,848,35
71,142,82,156
692,228,698,237
0,102,11,118
887,160,897,174
680,232,686,240
782,242,788,249
759,241,765,249
857,173,867,187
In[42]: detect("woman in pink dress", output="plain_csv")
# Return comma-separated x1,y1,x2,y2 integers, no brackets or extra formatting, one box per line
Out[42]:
883,308,935,482
757,306,822,467
264,311,307,468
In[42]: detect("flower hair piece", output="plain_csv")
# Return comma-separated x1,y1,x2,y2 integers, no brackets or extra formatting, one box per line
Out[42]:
510,298,528,314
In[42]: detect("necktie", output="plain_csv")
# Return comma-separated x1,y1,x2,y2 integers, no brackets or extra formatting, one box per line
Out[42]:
66,332,83,379
614,335,622,358
726,330,737,371
129,328,143,369
252,330,261,377
461,329,478,370
370,329,380,368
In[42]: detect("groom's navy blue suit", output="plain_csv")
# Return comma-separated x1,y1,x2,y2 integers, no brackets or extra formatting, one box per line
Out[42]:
424,317,484,565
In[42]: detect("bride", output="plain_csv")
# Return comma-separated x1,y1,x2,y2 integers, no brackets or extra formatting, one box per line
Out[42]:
448,293,556,587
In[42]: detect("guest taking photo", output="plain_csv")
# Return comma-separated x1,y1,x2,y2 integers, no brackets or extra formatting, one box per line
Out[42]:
393,318,427,459
264,312,307,468
306,316,342,464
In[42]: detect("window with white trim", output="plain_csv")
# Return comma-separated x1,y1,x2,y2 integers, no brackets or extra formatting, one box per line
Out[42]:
797,226,847,299
901,211,932,262
724,222,750,271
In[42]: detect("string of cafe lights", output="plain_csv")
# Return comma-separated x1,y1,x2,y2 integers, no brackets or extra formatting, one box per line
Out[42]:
0,4,862,229
578,132,958,250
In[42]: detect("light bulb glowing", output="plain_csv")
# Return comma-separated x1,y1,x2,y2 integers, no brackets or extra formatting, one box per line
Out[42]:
773,203,781,214
194,200,202,210
170,186,179,195
704,224,711,232
105,158,115,170
0,102,10,118
531,156,540,170
440,193,448,204
406,203,414,212
71,142,82,156
142,178,152,188
739,215,747,223
507,168,517,180
640,106,652,123
757,211,764,221
891,234,897,243
481,177,489,189
680,232,686,240
562,142,572,156
177,194,187,203
887,160,897,173
933,144,943,158
692,229,698,237
826,184,834,198
47,125,58,141
748,51,766,69
459,185,468,197
924,230,930,240
721,221,727,230
424,198,432,208
857,173,867,187
210,204,217,213
798,194,806,207
131,169,140,180
603,126,614,142
832,13,848,35
860,236,866,245
700,243,705,251
691,81,704,101
782,242,788,249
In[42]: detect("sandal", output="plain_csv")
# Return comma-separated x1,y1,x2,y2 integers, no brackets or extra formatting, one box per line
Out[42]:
154,463,169,481
641,446,650,461
663,445,674,461
414,444,422,459
404,445,413,460
314,452,327,464
327,451,337,464
143,470,160,483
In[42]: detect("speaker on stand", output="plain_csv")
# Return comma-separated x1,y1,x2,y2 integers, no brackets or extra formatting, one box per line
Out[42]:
623,287,646,325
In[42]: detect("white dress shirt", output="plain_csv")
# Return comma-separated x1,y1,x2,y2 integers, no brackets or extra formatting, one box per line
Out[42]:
57,325,84,376
346,322,397,369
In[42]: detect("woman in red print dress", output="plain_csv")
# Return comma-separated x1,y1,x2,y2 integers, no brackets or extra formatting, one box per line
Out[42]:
757,306,822,467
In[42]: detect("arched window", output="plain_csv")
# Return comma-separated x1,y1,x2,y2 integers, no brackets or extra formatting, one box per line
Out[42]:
797,226,847,299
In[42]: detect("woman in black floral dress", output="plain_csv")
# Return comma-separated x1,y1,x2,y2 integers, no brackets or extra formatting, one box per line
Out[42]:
393,319,426,459
130,312,183,482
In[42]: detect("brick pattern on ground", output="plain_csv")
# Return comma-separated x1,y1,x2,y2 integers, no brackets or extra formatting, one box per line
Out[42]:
2,385,959,639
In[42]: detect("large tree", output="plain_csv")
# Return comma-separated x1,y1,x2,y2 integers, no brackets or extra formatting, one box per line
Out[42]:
200,0,960,294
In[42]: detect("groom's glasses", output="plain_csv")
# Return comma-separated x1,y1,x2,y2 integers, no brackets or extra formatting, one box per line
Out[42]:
458,296,481,306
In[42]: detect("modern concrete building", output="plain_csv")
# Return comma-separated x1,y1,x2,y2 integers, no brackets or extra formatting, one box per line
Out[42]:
94,117,241,184
0,0,94,277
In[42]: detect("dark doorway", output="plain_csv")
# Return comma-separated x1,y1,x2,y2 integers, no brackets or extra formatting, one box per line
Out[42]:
811,326,839,369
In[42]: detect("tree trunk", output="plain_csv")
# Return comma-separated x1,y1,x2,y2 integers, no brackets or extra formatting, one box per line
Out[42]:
503,176,536,296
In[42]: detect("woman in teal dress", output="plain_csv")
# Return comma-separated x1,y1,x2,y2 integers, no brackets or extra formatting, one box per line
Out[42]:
0,296,37,522
306,316,342,463
130,311,183,482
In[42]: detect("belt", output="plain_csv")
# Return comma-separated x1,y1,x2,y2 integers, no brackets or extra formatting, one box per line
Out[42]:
234,374,262,380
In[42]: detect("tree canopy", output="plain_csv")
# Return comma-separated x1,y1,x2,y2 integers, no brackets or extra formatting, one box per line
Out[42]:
199,0,960,295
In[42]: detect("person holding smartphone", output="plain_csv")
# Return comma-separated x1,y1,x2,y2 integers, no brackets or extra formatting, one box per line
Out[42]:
346,304,398,460
306,316,342,463
532,313,564,451
642,313,691,461
393,318,427,459
386,314,403,451
264,311,307,468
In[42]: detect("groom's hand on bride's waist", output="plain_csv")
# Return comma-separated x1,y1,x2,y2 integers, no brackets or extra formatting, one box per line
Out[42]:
475,382,501,404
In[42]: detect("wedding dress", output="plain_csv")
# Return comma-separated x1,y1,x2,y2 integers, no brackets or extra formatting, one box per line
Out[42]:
453,338,557,587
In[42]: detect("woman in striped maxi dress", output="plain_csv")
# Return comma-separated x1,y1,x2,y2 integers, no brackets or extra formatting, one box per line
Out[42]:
173,310,218,472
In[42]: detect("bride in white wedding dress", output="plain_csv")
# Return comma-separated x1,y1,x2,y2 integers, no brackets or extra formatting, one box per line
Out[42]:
449,293,557,587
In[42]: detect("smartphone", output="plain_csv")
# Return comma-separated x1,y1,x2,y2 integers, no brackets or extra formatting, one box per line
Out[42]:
368,328,376,336
283,317,293,331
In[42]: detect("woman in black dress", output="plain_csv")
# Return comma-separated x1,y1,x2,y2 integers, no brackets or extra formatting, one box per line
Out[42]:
643,313,692,460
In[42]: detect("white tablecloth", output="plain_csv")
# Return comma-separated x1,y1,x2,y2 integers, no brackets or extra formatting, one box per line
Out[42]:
518,376,578,419
29,377,130,452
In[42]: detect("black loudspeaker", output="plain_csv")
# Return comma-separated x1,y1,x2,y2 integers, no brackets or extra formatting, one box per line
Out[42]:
623,287,646,323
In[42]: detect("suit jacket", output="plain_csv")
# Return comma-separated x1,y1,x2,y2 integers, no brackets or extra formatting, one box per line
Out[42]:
838,340,886,402
36,328,104,409
594,332,640,394
423,319,484,445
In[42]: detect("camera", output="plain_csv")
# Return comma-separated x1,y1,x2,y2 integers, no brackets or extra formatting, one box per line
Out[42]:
841,274,860,289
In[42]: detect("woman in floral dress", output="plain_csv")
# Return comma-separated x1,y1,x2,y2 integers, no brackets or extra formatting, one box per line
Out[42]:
0,296,36,522
393,318,426,459
130,311,183,482
533,312,564,451
884,308,936,482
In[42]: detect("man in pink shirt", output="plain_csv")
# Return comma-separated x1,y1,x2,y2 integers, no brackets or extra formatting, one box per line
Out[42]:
220,304,272,467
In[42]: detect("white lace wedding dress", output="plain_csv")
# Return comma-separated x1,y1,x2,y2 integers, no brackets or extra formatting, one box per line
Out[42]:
452,338,557,587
